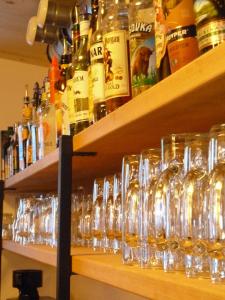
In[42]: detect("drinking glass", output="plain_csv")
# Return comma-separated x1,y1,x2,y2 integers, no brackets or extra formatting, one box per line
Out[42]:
113,173,122,253
122,154,140,265
92,178,105,250
29,195,42,244
2,213,14,240
180,133,209,278
139,148,162,268
104,175,115,252
208,124,225,283
154,134,186,272
71,188,84,247
81,194,93,247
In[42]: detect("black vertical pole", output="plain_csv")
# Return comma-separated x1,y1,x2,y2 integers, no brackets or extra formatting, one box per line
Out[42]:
0,180,4,294
56,136,72,300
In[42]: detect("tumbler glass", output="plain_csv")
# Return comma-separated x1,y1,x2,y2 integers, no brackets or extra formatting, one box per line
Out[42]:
154,134,186,272
122,154,140,265
180,133,209,278
113,173,122,253
208,124,225,283
71,188,84,247
81,194,93,247
2,213,14,240
139,148,162,268
92,178,105,250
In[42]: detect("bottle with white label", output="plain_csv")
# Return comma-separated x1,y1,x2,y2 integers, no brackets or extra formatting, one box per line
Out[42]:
129,0,158,97
90,0,107,121
73,13,91,134
102,0,131,114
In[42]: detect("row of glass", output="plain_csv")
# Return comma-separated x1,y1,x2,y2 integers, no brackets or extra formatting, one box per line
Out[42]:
92,123,225,284
6,123,225,284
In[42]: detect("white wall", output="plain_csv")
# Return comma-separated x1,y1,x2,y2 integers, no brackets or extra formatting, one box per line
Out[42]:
0,58,48,130
0,58,147,300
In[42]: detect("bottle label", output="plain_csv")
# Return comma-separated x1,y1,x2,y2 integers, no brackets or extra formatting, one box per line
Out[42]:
61,89,70,135
90,42,104,62
67,79,76,125
197,19,225,51
31,124,37,163
129,8,157,97
18,125,26,171
103,30,130,100
155,0,167,69
194,0,225,26
73,71,89,122
91,63,105,103
55,91,63,140
80,20,90,36
167,25,199,72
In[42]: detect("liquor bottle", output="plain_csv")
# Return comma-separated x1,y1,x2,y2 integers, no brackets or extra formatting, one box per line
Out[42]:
154,0,171,80
88,0,99,125
18,86,31,171
129,0,158,97
90,0,107,121
31,82,41,164
193,0,225,54
55,39,71,146
8,127,14,177
67,5,80,136
38,78,56,159
164,0,199,73
12,123,19,174
102,0,131,114
73,9,91,134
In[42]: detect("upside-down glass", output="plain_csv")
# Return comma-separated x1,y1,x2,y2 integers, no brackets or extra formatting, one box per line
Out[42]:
139,148,162,268
81,194,93,247
180,133,209,278
92,178,104,250
113,173,122,253
71,188,84,247
208,124,225,283
2,213,14,240
154,134,185,272
122,154,140,265
104,175,115,252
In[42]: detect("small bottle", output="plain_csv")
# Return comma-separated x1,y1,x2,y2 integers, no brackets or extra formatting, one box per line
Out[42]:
103,0,131,114
12,124,19,174
129,0,158,97
18,86,31,171
67,5,80,136
194,0,225,54
73,9,91,134
90,0,107,121
165,0,199,73
38,78,56,159
31,82,41,164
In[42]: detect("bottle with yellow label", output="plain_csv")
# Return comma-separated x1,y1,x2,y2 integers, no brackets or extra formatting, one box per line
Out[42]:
102,0,131,114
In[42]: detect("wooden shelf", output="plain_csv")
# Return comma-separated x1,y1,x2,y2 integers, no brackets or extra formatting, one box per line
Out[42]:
4,42,225,192
2,241,104,267
72,254,225,300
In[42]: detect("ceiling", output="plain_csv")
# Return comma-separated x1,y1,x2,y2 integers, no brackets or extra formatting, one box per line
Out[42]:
0,0,48,66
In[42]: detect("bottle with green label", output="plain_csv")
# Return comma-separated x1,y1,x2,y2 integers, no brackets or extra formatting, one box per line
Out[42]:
129,0,158,97
73,9,91,134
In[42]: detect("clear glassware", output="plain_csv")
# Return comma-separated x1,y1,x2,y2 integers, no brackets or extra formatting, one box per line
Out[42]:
81,194,93,247
29,195,42,245
208,124,225,283
122,154,140,265
113,173,122,254
180,133,209,278
139,148,162,268
104,175,114,252
154,134,186,272
92,178,105,250
51,194,58,248
71,187,84,247
2,213,14,240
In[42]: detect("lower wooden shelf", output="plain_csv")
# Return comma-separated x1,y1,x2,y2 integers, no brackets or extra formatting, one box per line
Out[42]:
4,241,225,300
72,254,225,300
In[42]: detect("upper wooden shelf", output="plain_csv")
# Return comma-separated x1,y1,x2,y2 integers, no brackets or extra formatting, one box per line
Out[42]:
4,42,225,192
72,254,225,300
